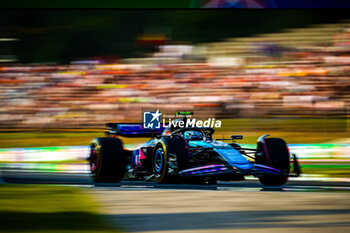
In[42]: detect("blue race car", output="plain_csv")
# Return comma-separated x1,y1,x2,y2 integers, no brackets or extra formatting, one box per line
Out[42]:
89,119,301,186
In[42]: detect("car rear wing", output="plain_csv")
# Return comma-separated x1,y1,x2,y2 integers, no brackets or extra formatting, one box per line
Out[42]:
106,123,165,138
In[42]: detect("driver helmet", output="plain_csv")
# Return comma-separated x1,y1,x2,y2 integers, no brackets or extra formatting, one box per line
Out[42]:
184,130,203,140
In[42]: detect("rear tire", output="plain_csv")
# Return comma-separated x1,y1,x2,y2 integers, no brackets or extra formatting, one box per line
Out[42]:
256,138,290,186
89,137,126,183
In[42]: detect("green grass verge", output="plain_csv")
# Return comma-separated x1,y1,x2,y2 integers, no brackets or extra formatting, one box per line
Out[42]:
0,160,86,164
0,130,348,148
0,185,121,233
0,118,348,148
0,132,106,148
301,165,350,178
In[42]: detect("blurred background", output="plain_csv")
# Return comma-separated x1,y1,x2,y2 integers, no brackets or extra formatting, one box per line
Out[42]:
0,10,349,178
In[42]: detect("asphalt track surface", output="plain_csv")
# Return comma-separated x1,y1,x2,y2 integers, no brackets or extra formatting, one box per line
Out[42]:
1,171,350,233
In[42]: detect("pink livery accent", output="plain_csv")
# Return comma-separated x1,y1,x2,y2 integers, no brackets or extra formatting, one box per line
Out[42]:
139,149,146,160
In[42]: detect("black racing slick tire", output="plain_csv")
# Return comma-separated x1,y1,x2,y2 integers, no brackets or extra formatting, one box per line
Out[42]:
89,137,126,183
256,138,290,186
152,136,189,183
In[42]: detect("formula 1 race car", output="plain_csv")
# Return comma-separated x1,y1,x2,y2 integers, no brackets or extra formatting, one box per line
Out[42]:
89,120,301,186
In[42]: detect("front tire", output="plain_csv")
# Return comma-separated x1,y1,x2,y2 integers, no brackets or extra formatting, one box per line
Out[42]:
89,137,126,183
256,138,290,186
152,137,189,183
153,143,168,183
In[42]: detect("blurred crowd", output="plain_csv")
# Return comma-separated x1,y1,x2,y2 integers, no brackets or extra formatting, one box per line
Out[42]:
0,25,349,129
